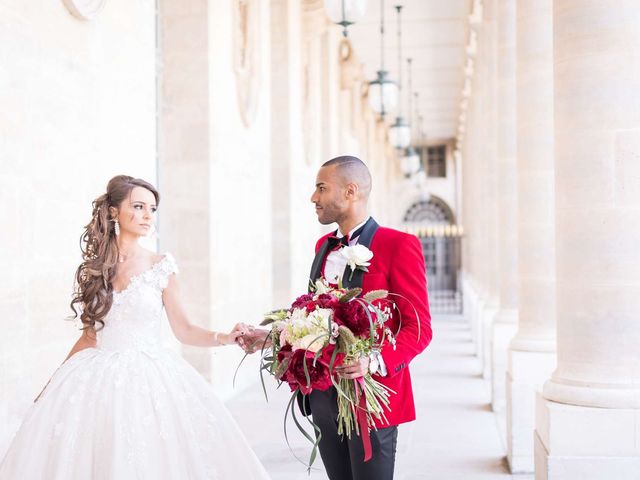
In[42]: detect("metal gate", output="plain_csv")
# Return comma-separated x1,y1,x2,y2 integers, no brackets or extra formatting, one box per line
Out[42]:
404,197,463,314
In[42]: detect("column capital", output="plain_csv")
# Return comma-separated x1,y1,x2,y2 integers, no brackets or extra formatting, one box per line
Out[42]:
302,0,330,38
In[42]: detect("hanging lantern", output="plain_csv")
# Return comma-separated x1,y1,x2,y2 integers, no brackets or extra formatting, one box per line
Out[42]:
401,146,421,177
323,0,367,37
389,117,411,149
367,0,398,118
368,71,398,115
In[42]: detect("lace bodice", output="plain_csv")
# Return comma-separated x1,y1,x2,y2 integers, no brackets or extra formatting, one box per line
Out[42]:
97,253,178,352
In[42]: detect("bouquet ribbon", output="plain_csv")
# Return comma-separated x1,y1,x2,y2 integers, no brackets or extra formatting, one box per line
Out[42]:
355,377,373,462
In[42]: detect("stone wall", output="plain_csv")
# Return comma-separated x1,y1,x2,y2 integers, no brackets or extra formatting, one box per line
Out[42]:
0,0,157,454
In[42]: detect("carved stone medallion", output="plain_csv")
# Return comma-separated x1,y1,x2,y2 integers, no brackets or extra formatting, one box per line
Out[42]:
232,0,262,127
62,0,106,20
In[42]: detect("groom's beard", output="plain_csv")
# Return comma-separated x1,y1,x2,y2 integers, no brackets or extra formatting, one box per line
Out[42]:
314,202,345,225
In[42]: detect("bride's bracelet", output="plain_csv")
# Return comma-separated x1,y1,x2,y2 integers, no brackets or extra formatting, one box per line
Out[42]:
213,332,224,346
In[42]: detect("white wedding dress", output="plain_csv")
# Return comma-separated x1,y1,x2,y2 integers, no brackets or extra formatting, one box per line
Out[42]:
0,254,270,480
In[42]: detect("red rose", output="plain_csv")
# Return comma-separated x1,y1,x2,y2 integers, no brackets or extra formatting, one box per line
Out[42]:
333,300,373,337
318,345,345,371
291,293,313,309
288,349,333,394
277,344,292,362
316,293,339,309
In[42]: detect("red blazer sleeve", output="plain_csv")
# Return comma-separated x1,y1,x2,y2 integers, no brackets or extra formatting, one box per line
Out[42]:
380,234,432,377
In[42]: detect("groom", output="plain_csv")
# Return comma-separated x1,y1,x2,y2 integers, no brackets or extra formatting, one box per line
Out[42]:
241,155,432,480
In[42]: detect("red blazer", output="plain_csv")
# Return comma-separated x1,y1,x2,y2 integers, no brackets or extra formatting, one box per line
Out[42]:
316,226,432,427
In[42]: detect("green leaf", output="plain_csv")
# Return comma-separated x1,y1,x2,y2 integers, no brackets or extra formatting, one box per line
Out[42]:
232,352,250,389
339,288,362,303
259,354,271,402
302,355,312,388
261,309,288,326
363,289,388,303
291,393,322,471
386,292,421,340
336,325,356,352
283,390,322,471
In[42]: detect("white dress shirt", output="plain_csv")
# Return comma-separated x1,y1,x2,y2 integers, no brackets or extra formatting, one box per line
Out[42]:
323,217,370,285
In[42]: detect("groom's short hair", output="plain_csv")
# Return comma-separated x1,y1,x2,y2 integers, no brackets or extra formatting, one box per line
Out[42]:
322,156,372,197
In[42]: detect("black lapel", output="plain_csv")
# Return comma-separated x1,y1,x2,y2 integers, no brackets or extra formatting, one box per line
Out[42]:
308,232,336,292
342,217,379,289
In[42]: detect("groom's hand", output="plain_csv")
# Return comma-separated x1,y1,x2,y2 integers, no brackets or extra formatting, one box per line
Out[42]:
236,327,270,354
334,356,370,380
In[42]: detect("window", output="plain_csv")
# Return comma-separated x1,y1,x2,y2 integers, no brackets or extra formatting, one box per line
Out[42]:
426,145,447,178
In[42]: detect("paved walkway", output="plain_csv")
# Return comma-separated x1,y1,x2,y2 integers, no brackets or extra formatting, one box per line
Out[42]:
227,315,534,480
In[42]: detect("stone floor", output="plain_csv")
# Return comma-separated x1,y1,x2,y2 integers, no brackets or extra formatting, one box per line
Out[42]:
227,315,534,480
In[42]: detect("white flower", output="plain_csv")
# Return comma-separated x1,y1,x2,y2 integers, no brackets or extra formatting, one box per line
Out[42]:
307,307,332,325
281,307,332,351
293,334,326,353
272,320,287,331
314,278,331,294
340,244,373,271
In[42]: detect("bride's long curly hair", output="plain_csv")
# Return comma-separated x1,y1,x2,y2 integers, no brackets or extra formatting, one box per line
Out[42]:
70,175,160,331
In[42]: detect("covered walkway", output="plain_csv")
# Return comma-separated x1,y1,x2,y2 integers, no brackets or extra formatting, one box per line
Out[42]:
228,316,533,480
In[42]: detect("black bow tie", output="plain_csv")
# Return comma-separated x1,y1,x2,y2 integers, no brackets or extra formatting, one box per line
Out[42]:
327,223,367,249
327,235,349,249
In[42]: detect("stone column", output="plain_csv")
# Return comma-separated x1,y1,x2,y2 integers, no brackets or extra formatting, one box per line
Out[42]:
535,1,640,477
491,0,518,413
460,5,490,362
320,28,340,160
506,0,556,473
461,3,482,366
270,0,299,307
478,0,500,383
157,0,212,375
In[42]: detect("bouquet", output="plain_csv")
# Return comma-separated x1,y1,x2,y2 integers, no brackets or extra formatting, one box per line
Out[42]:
256,278,399,468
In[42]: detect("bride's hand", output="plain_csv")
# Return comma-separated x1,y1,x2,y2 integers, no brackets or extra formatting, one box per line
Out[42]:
217,323,251,346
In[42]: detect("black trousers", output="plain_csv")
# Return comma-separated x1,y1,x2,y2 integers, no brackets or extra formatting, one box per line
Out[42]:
309,388,398,480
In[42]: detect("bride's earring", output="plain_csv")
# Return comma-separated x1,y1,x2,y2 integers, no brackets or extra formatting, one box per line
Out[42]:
114,219,120,236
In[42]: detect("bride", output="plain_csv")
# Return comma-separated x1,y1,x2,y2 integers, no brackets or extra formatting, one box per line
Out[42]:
0,175,270,479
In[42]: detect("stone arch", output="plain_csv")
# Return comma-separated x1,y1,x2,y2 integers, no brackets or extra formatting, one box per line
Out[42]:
403,195,456,225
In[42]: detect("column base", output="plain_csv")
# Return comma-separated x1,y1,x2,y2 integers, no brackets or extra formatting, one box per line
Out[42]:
534,393,640,480
481,300,499,380
491,308,518,412
462,275,484,358
506,348,556,473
